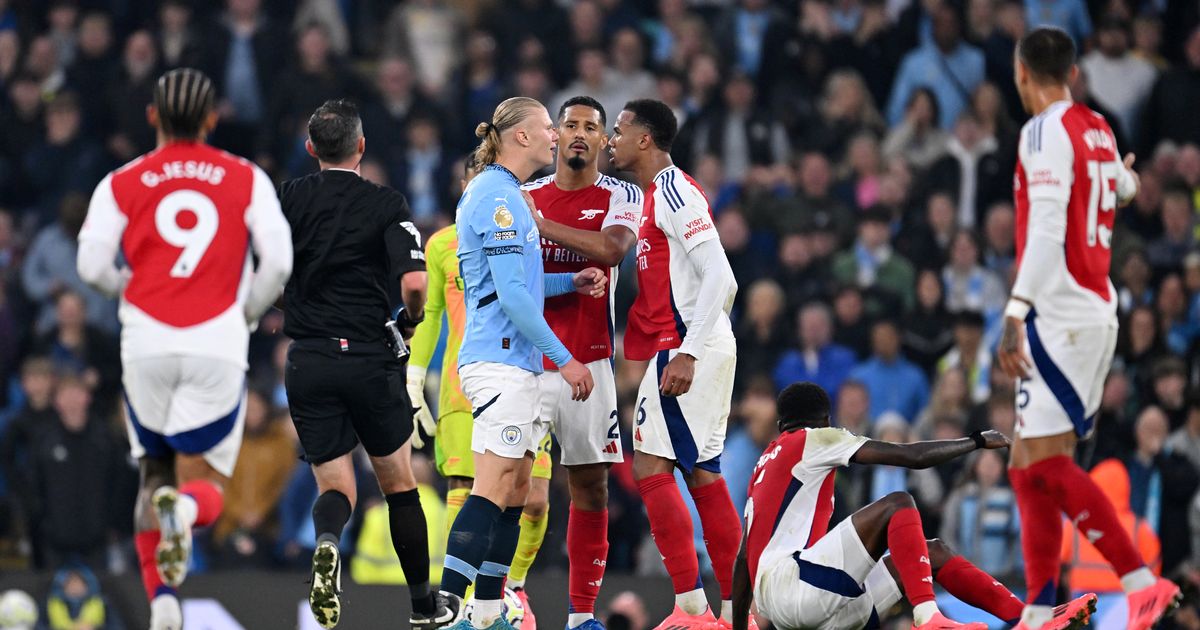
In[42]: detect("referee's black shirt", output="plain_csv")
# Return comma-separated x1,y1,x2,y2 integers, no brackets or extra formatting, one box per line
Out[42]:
279,169,424,342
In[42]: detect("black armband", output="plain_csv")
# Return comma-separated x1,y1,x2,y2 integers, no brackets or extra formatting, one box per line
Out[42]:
969,430,986,450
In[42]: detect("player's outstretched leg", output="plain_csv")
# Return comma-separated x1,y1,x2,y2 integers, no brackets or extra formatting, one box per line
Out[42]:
686,473,742,627
565,464,612,630
134,457,180,630
635,454,716,630
851,492,986,629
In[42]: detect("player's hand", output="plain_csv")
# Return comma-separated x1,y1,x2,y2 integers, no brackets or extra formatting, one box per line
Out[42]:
997,315,1032,379
407,365,436,449
660,352,696,397
573,267,607,298
978,429,1012,450
560,359,594,401
1119,152,1140,207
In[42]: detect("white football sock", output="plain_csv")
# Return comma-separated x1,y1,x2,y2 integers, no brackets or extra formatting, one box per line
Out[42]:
567,613,594,628
720,600,733,622
176,493,198,529
912,601,940,626
1120,567,1156,593
1021,605,1054,629
471,599,504,629
675,588,708,616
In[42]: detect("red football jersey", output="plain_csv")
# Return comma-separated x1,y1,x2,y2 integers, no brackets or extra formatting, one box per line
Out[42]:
78,141,290,365
1013,101,1129,324
524,173,642,368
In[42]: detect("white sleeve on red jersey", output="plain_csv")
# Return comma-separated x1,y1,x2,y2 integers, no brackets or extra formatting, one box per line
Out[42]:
678,238,736,359
1108,129,1138,204
656,173,718,252
796,428,869,473
76,173,129,297
1011,115,1072,304
242,165,293,324
599,176,642,235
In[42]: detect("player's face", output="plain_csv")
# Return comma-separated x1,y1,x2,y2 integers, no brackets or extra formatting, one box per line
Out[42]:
558,105,607,171
529,107,558,167
608,110,641,170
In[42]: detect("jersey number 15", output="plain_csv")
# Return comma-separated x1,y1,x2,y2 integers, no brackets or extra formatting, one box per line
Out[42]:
1085,160,1117,250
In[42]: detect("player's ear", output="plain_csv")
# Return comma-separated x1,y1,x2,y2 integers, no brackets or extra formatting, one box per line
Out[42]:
357,136,366,156
146,104,158,130
1067,64,1079,85
201,110,219,136
305,139,319,159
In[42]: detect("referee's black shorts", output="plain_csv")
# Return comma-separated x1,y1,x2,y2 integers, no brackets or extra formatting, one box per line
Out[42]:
285,337,413,465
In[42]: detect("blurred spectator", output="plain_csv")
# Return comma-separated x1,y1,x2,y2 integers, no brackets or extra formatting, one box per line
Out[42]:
832,206,916,313
391,116,452,226
31,290,119,413
1024,0,1091,44
902,269,954,375
155,0,201,70
1120,305,1169,402
887,4,985,129
1122,171,1164,243
0,28,19,88
1157,274,1194,356
213,393,295,567
692,72,789,184
1150,356,1189,433
64,11,115,137
900,191,957,271
22,93,107,226
604,590,649,630
940,449,1020,577
807,70,887,163
44,2,78,69
45,565,124,630
0,357,56,565
717,210,770,296
840,133,884,210
361,57,441,173
103,30,158,163
1142,25,1200,157
20,194,116,335
849,319,930,422
25,35,65,97
721,380,778,515
453,30,504,152
202,0,287,159
1081,18,1158,147
0,73,45,205
772,231,831,314
553,47,624,137
734,279,791,389
746,152,852,239
881,87,950,171
1132,15,1167,70
834,379,872,436
924,111,1005,229
942,232,1006,324
938,310,992,404
915,367,972,435
1066,65,1131,164
380,0,463,95
981,0,1025,121
831,284,873,359
1060,458,1161,594
982,202,1015,279
294,0,351,58
712,0,791,91
608,27,657,114
772,302,856,399
1147,184,1196,274
1125,406,1199,574
1167,392,1200,471
29,377,128,571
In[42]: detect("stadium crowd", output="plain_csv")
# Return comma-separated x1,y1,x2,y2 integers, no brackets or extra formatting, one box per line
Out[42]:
2,0,1200,627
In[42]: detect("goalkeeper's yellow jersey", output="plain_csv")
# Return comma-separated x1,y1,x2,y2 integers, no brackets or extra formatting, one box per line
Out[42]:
409,225,471,417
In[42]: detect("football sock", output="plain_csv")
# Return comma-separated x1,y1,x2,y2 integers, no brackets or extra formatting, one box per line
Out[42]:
385,489,434,615
886,507,937,611
676,588,709,617
1029,456,1147,586
719,600,733,623
135,530,175,602
1120,568,1158,593
935,555,1024,624
471,598,505,630
1009,465,1061,618
442,495,502,598
312,490,352,543
445,487,470,545
636,473,701,605
476,506,522,601
689,478,741,602
567,505,609,617
178,479,223,527
507,508,548,589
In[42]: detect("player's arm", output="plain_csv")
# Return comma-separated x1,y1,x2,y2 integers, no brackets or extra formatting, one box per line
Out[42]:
851,430,1010,469
76,174,129,298
384,194,427,320
999,121,1074,379
243,166,294,324
536,220,637,268
731,532,753,630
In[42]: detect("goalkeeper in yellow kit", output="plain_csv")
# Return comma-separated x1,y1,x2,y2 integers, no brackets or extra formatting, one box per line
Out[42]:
406,159,552,627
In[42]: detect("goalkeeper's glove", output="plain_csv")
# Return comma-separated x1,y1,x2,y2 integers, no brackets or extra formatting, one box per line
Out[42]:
407,365,436,448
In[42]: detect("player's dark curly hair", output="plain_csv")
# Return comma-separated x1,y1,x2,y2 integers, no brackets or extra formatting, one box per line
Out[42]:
154,68,215,139
558,95,606,127
777,382,832,432
623,99,678,151
307,99,363,163
1018,27,1076,84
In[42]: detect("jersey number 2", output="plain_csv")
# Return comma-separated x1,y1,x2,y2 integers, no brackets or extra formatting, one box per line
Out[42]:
1085,160,1117,249
155,190,219,277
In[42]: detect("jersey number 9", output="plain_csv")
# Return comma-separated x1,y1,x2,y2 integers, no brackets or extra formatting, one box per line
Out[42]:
155,190,219,278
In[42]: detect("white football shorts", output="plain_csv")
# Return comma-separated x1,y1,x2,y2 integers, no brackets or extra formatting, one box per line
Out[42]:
538,359,622,466
1016,314,1118,440
461,361,550,460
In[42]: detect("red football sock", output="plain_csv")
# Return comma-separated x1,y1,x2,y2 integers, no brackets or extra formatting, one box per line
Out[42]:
179,479,223,527
689,478,742,600
1010,465,1063,606
1030,455,1144,576
887,507,936,607
936,555,1024,623
637,473,699,594
135,530,173,602
567,505,610,614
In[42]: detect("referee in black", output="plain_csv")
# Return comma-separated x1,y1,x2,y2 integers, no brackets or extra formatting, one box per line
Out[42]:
279,100,450,629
